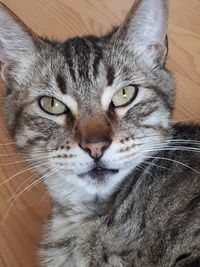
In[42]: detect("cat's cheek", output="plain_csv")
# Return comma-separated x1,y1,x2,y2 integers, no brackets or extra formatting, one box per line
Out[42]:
22,102,68,128
15,126,40,148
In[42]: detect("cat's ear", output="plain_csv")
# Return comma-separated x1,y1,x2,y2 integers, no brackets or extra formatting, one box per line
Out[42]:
116,0,169,67
0,3,40,81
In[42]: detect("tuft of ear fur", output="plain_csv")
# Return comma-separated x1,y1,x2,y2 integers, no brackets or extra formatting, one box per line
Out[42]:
116,0,169,68
0,2,41,81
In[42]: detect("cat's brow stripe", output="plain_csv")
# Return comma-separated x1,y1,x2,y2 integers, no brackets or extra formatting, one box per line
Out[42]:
74,38,90,79
85,36,103,77
56,74,66,94
106,66,115,86
63,36,103,82
63,40,76,82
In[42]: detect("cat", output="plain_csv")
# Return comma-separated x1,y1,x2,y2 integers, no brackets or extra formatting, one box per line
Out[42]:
0,0,200,266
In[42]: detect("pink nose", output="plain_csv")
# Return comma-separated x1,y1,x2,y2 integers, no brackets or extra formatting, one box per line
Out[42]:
80,138,111,159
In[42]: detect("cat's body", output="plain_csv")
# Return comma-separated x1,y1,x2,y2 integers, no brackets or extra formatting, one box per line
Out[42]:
0,0,200,266
40,126,200,267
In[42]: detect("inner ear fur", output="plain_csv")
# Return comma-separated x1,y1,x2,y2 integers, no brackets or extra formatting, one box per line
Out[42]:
0,2,44,81
114,0,169,67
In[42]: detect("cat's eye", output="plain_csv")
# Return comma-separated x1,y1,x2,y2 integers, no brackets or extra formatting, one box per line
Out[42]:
39,96,67,115
111,85,138,107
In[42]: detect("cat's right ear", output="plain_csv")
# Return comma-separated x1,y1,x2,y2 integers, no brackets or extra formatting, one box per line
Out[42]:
115,0,169,68
0,3,41,82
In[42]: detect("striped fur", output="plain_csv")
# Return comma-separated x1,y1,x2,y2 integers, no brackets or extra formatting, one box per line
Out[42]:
1,0,200,266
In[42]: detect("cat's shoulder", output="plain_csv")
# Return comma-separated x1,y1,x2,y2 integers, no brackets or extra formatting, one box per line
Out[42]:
172,124,200,140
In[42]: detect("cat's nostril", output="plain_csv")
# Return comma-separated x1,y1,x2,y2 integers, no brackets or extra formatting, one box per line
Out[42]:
80,138,111,159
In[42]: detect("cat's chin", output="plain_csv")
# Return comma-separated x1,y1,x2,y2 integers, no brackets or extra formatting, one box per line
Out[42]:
78,167,119,183
43,167,132,205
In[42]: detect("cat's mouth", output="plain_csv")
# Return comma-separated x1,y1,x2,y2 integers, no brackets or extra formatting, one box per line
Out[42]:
79,166,119,181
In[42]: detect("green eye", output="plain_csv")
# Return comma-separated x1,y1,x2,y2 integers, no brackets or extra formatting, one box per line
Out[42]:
111,85,138,107
39,96,67,115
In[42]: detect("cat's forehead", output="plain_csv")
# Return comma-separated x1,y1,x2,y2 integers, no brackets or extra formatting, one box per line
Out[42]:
38,36,117,99
43,35,137,97
62,36,104,82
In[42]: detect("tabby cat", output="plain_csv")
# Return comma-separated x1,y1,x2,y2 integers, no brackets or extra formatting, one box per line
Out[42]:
0,0,200,266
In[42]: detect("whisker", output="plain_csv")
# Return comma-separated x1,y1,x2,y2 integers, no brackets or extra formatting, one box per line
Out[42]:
39,190,49,204
165,139,200,144
116,165,144,190
13,172,41,196
0,141,16,146
0,149,54,157
142,156,200,176
144,146,200,154
139,162,155,179
12,166,50,198
170,119,193,123
143,161,170,170
5,167,61,203
121,138,200,155
0,162,49,187
0,156,56,166
2,167,62,224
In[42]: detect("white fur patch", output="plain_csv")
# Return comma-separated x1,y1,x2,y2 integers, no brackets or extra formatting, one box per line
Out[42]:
101,85,116,111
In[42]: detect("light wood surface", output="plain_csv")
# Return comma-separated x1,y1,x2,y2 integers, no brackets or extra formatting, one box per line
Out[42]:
0,0,199,266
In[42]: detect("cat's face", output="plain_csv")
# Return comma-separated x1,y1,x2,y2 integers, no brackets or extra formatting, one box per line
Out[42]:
0,0,174,203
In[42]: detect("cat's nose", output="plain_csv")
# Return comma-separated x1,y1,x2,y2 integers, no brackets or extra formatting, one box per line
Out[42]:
79,137,111,159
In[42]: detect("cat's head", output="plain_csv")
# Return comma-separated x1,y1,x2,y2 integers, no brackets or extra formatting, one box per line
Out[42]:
0,0,174,203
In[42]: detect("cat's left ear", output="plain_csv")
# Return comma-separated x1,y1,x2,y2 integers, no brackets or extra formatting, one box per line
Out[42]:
115,0,169,68
0,3,41,82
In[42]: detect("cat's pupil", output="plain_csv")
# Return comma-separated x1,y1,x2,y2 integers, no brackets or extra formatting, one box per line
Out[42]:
123,88,127,98
51,97,54,107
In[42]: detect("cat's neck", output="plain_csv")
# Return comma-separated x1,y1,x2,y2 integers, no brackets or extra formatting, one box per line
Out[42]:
48,170,141,221
52,194,113,220
46,172,114,207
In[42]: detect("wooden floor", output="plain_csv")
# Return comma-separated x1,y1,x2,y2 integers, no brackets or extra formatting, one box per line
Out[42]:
0,0,199,266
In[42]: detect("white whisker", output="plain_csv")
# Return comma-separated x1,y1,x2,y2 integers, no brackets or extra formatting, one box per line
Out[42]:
2,167,62,224
0,162,49,187
39,190,49,204
0,141,16,146
0,156,56,166
165,139,200,144
144,146,200,154
143,161,169,170
0,149,54,157
142,156,200,176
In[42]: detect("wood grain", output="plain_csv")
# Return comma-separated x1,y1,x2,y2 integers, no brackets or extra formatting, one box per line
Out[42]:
0,0,199,266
